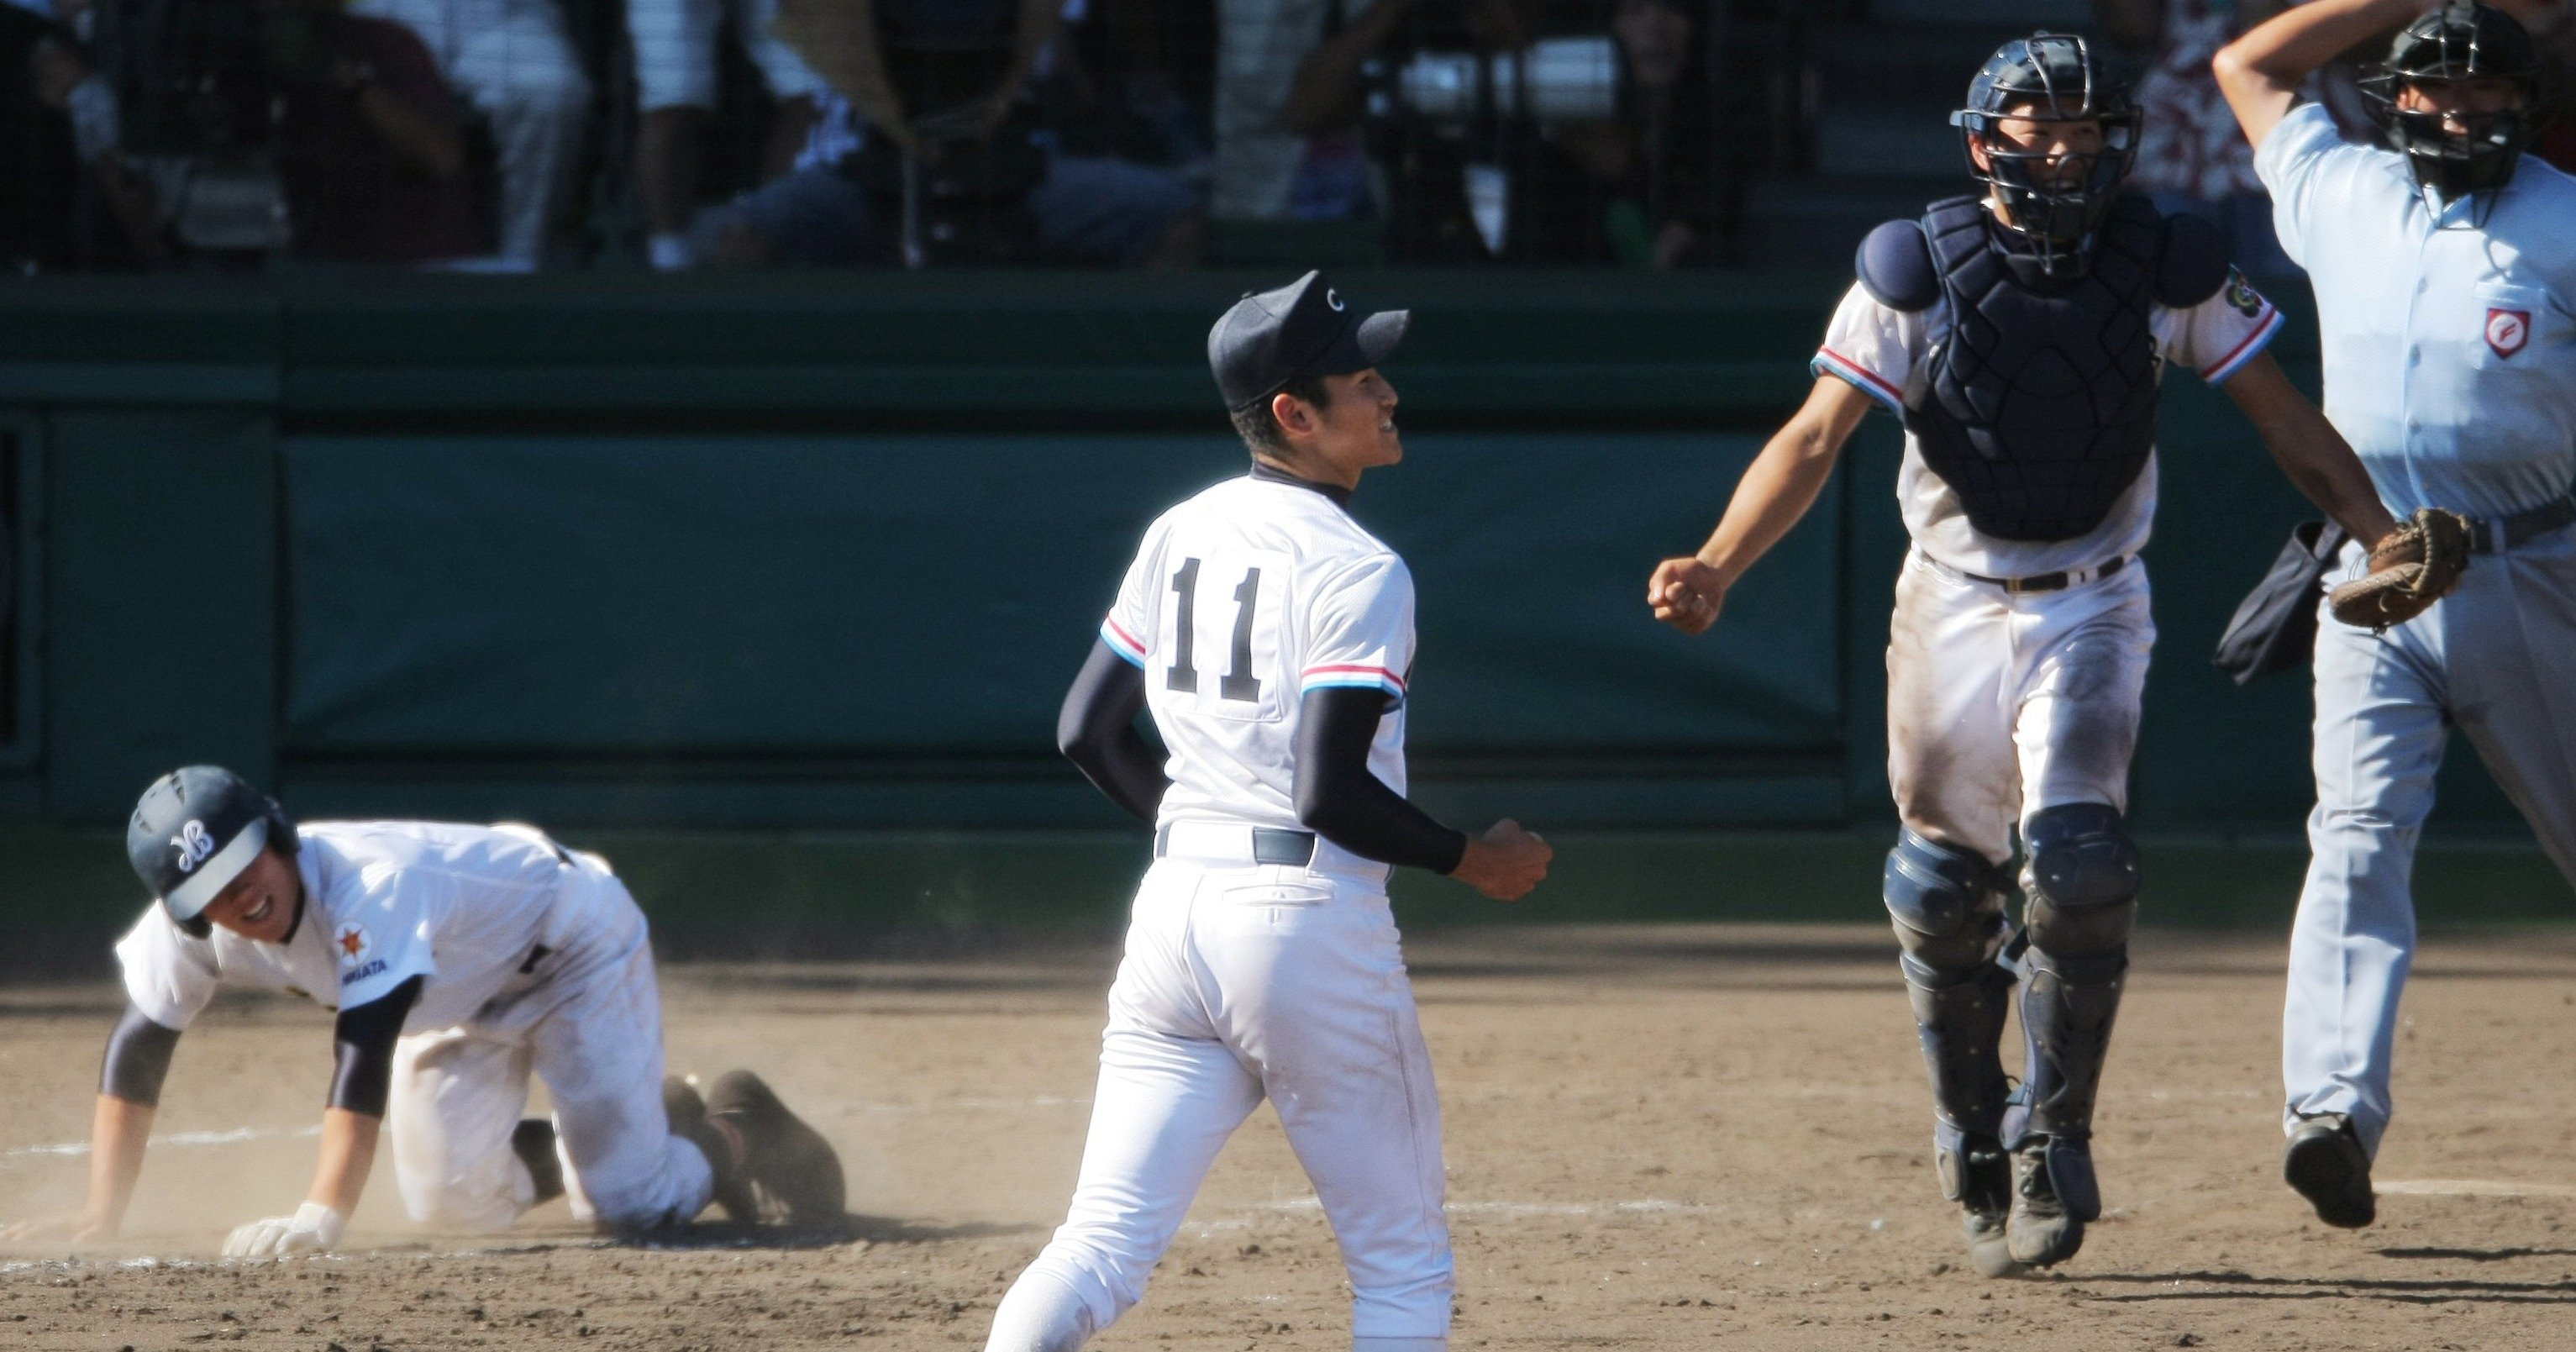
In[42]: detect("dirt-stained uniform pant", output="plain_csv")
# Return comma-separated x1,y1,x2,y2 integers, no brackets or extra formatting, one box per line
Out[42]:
384,857,714,1232
2286,530,2576,1155
985,848,1453,1352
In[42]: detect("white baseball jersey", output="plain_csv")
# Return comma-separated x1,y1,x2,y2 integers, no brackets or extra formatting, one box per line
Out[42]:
117,821,582,1033
1812,262,2284,579
1097,473,1414,834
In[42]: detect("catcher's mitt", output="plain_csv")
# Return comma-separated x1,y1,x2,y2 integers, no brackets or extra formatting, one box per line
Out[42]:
2327,508,2472,629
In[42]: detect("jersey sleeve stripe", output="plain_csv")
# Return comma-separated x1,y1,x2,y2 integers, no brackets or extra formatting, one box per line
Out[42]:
1101,618,1148,667
1812,348,1906,415
2200,304,2283,385
1301,664,1406,693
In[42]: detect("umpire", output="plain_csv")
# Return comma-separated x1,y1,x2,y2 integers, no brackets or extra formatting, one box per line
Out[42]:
2218,1,2576,1228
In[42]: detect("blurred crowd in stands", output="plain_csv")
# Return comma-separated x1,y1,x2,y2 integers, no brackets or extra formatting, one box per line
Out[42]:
0,0,2567,274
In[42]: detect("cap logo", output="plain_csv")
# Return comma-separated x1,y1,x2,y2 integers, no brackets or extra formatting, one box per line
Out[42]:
2487,308,2529,360
172,820,215,874
1326,288,1346,313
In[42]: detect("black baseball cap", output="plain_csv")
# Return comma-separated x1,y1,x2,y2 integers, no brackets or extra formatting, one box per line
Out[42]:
1208,271,1409,413
128,765,292,925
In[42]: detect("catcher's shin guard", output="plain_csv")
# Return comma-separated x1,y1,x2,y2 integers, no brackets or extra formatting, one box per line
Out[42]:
1905,957,2016,1159
2010,950,2127,1223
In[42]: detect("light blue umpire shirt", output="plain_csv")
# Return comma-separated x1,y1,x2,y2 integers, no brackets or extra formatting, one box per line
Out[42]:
2255,102,2576,521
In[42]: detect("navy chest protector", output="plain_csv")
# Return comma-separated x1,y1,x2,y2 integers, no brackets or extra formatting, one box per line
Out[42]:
1854,194,2229,543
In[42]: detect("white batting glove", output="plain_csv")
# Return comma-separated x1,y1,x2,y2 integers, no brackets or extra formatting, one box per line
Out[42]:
221,1202,344,1259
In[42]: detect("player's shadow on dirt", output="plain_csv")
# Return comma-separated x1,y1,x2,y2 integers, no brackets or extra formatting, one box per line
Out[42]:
2376,1245,2576,1263
2075,1269,2576,1306
620,1215,1040,1250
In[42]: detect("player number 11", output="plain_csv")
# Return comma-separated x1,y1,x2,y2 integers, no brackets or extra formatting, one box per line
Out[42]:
1167,558,1263,702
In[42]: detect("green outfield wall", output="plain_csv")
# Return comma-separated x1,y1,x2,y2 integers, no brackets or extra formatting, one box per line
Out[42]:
0,269,2536,851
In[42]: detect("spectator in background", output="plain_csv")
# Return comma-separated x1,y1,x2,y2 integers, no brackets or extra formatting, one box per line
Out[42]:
1528,0,1718,266
2494,0,2574,171
350,0,591,270
631,0,828,270
2098,0,2295,276
1,0,166,267
714,0,1196,266
1214,0,1383,224
267,0,485,263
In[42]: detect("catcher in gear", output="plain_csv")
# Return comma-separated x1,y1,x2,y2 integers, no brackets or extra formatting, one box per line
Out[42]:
1650,33,2393,1277
2220,0,2576,1231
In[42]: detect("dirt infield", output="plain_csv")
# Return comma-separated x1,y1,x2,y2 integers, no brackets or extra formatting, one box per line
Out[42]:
3,922,2574,1350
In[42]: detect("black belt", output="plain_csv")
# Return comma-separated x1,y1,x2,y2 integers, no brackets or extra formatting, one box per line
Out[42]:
1959,554,2127,595
2468,493,2576,554
1152,824,1317,866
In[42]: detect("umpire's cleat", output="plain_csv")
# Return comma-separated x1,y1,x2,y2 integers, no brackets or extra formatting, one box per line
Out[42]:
704,1070,847,1226
1946,1132,2023,1277
2284,1113,2375,1228
512,1118,565,1207
2005,1139,2086,1267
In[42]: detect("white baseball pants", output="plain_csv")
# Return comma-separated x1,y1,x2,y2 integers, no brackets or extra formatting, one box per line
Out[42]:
384,856,714,1232
2285,529,2576,1154
1885,552,2156,860
986,844,1453,1352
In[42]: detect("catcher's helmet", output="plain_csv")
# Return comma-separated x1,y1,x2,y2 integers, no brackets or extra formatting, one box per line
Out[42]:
2361,1,2542,207
1951,33,2140,280
127,765,297,938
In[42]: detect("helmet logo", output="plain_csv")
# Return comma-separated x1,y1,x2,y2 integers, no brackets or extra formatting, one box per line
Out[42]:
1326,289,1346,313
172,820,215,873
2486,308,2530,359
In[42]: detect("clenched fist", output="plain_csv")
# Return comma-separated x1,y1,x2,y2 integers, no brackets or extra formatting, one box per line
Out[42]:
1452,819,1553,902
1648,557,1727,635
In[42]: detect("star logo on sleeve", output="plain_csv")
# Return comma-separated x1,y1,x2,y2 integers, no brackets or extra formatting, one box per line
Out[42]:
336,924,371,967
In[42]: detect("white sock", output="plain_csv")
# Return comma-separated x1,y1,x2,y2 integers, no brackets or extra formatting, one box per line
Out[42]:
983,1270,1097,1352
648,233,695,271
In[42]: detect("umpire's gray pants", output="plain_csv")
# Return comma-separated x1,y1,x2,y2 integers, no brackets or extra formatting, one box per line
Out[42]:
2284,527,2576,1154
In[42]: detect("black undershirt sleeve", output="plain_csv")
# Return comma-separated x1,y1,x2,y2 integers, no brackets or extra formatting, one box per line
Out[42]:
1293,687,1469,875
1056,638,1170,823
329,976,423,1118
99,1004,183,1107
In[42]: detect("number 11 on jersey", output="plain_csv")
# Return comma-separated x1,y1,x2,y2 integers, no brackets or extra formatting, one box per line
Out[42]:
1164,554,1280,716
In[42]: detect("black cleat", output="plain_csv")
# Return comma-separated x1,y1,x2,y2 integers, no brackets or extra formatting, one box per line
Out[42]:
2284,1113,2375,1228
2006,1139,2086,1267
512,1118,565,1206
703,1070,846,1226
666,1074,755,1223
1948,1133,2024,1278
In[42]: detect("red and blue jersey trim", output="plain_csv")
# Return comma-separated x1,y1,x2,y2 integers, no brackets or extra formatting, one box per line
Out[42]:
1811,347,1906,416
1299,664,1406,697
2199,303,2282,386
1101,618,1147,668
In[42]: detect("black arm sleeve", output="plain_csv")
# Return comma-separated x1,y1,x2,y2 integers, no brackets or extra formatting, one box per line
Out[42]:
1293,687,1469,875
1056,638,1170,823
99,1004,183,1107
328,976,422,1118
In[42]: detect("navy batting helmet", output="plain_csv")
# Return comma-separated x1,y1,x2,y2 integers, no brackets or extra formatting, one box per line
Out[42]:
2362,1,2542,207
1952,33,2141,280
127,766,297,938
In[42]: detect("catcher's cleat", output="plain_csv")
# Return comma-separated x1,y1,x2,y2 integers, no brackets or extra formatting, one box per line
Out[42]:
2005,1138,2087,1267
704,1070,846,1226
2284,1113,2375,1228
512,1118,565,1207
1944,1132,2023,1278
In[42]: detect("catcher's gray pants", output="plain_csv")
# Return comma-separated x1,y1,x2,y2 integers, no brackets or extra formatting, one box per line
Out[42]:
2285,528,2576,1155
986,848,1451,1352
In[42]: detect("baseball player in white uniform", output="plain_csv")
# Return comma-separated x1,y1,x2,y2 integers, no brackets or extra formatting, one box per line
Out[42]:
0,766,844,1254
2217,0,2576,1228
980,271,1553,1352
1649,35,2395,1275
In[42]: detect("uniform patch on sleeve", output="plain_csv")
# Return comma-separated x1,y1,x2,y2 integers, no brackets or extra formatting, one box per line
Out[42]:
2224,270,2265,319
337,924,387,985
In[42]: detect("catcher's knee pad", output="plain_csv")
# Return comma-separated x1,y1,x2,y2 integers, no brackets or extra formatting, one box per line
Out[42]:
2021,803,2138,974
1885,830,2008,975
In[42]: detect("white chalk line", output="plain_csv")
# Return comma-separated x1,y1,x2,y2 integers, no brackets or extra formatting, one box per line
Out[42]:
2376,1178,2576,1199
3,1124,320,1165
1266,1197,1715,1218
